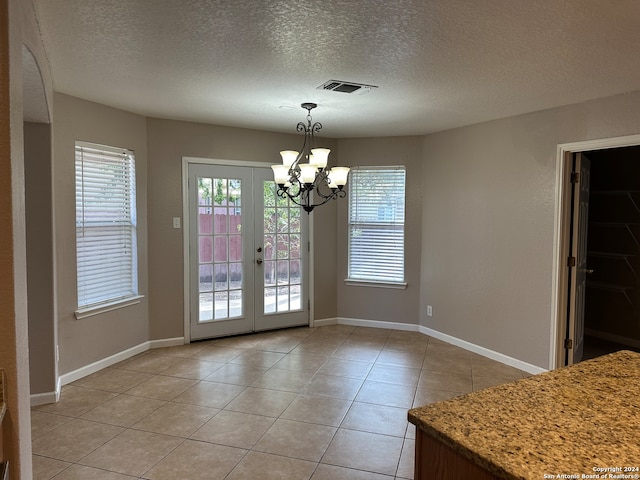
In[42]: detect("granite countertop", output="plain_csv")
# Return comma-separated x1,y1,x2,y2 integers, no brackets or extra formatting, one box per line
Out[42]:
409,350,640,480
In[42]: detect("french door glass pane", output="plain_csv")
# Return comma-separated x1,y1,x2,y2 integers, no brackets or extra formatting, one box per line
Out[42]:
199,292,213,321
290,284,301,310
198,176,243,322
263,181,302,314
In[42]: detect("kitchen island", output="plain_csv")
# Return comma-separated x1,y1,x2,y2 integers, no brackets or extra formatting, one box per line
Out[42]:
408,350,640,480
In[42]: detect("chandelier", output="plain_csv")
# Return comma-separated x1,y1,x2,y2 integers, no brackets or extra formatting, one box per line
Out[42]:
271,103,350,213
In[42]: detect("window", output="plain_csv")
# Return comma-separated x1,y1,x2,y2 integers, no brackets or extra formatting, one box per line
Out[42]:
75,142,139,315
347,166,406,286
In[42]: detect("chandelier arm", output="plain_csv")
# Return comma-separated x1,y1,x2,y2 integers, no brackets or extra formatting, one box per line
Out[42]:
303,189,346,212
284,180,302,198
276,184,310,209
314,185,347,201
308,170,334,199
313,187,339,200
276,187,305,205
275,181,346,214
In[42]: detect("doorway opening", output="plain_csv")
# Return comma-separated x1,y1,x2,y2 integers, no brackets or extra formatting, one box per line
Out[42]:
554,135,640,368
581,146,640,361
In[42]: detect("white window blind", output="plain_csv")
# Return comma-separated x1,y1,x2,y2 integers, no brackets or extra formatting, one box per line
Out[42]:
348,166,406,284
75,142,138,309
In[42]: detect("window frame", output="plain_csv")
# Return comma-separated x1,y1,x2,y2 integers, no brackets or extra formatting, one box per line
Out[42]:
74,141,142,319
345,165,407,289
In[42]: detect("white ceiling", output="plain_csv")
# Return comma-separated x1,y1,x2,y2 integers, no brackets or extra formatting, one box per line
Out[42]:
32,0,640,138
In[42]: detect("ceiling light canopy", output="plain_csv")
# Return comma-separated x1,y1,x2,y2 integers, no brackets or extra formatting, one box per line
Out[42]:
272,103,349,213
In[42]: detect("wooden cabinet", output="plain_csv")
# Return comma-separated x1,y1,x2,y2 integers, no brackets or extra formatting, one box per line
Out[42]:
0,370,5,466
414,429,500,480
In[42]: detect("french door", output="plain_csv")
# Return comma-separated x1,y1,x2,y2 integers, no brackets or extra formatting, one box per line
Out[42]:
188,163,309,340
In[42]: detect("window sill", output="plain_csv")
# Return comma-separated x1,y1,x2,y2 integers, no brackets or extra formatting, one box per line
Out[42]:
75,295,144,320
344,279,407,289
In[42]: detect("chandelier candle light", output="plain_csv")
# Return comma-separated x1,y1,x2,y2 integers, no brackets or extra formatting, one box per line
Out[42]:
272,102,350,213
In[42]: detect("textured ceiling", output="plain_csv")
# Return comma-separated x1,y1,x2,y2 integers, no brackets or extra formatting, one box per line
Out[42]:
32,0,640,137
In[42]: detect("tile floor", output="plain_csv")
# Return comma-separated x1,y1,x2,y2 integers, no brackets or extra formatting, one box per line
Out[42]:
32,325,529,480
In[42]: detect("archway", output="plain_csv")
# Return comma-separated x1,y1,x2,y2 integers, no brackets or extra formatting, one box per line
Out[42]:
22,44,57,404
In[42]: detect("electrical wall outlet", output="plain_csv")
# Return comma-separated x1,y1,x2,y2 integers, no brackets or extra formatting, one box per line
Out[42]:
427,305,433,317
172,217,181,229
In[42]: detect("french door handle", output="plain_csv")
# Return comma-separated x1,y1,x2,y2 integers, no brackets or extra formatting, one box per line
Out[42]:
256,258,263,265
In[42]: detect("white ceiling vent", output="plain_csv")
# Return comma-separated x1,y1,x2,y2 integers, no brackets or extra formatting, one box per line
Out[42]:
317,80,378,95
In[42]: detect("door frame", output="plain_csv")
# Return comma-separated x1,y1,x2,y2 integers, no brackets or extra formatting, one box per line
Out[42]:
181,156,316,343
551,134,640,369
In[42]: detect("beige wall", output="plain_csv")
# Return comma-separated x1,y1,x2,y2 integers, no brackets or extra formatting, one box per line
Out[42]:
25,121,56,396
335,136,423,325
53,93,149,375
420,91,640,369
146,118,338,340
129,94,640,372
41,89,640,382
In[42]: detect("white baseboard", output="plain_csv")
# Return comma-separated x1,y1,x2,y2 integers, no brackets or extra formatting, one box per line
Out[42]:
336,317,420,332
419,326,547,375
314,317,420,332
30,390,58,407
30,377,61,407
321,317,546,375
149,337,185,349
49,336,186,402
312,317,338,327
58,342,150,388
